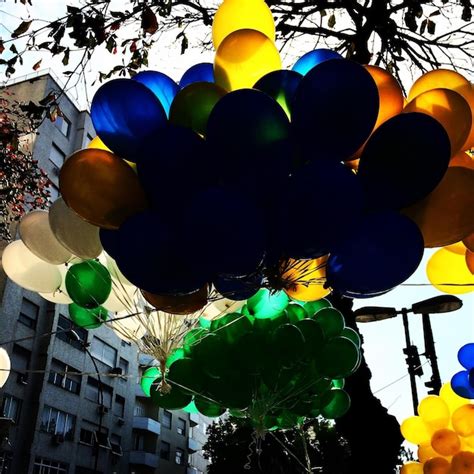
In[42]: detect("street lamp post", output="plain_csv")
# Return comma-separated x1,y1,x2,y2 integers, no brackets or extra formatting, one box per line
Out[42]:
354,295,463,415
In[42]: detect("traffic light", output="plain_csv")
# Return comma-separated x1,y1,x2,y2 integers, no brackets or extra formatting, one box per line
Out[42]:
403,345,423,377
425,377,441,395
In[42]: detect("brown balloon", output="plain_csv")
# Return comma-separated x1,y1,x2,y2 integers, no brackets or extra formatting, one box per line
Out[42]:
403,167,474,247
466,250,474,274
463,232,474,252
142,285,209,315
59,149,148,229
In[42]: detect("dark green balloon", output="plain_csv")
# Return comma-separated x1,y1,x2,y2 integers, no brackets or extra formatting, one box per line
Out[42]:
297,318,325,356
68,303,108,329
151,385,192,410
234,331,270,375
247,289,289,319
272,323,305,367
211,312,253,344
65,260,112,309
321,388,351,418
195,397,226,418
253,310,288,335
319,337,360,378
205,371,253,409
166,348,186,368
286,304,308,323
193,332,229,378
314,307,345,338
167,357,203,394
275,410,304,429
341,327,361,347
303,298,331,318
183,328,208,355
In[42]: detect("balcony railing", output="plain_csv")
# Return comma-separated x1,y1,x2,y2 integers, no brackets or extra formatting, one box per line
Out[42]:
129,451,159,468
133,416,161,436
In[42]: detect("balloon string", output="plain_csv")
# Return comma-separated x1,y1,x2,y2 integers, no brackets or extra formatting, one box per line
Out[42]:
244,432,257,470
269,431,312,473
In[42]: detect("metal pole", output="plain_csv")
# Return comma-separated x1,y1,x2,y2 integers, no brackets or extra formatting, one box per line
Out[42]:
401,308,419,415
422,313,442,394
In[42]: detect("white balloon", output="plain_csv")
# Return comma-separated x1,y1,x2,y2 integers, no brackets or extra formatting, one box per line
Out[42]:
2,240,62,293
19,210,72,264
103,279,138,313
0,348,11,388
39,264,73,304
109,311,147,342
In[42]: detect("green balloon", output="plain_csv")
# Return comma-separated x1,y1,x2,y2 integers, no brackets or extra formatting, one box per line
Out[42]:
286,303,308,323
168,358,203,394
275,409,301,429
193,332,229,378
199,316,212,329
321,388,351,419
297,319,325,356
332,378,345,389
253,310,287,334
151,385,192,410
272,323,305,367
302,298,332,318
183,328,208,355
319,337,360,378
68,303,108,329
229,408,247,418
211,312,253,344
166,348,186,368
205,371,253,409
234,331,270,375
195,397,225,418
140,367,161,397
65,260,112,309
341,327,361,347
183,400,200,414
169,82,227,136
314,307,345,338
247,289,289,319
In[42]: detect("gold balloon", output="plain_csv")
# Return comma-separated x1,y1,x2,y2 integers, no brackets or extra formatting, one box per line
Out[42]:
461,85,474,151
450,151,474,170
281,256,330,302
214,29,281,91
59,148,148,230
88,136,111,152
452,405,474,438
212,0,275,50
451,451,474,474
404,88,472,156
423,457,451,474
426,247,474,295
403,167,474,247
401,416,433,445
418,396,450,431
418,443,439,463
444,241,467,255
401,462,423,474
431,429,461,457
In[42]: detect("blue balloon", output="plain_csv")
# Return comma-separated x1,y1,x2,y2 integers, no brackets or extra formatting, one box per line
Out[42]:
292,49,342,76
358,113,451,210
180,63,214,88
253,70,303,117
451,370,474,399
458,343,474,370
133,70,180,117
91,79,167,160
99,228,120,259
214,274,262,301
292,59,379,162
327,211,424,296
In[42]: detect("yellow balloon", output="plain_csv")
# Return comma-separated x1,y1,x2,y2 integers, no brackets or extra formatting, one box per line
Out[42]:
426,248,474,295
419,443,440,463
212,0,275,50
423,457,451,474
419,396,450,431
401,462,423,474
432,429,461,456
451,451,474,474
401,416,433,445
88,136,137,172
440,383,470,413
452,405,474,438
281,256,330,302
404,88,472,156
214,29,281,91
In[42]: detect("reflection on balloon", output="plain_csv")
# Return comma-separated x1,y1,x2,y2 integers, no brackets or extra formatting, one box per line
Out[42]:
292,49,342,76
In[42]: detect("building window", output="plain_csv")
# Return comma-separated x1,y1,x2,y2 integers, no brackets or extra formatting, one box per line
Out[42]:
110,434,122,456
90,337,117,367
113,395,125,418
50,143,66,167
54,115,71,137
85,377,112,408
120,340,131,347
133,432,145,451
11,344,30,383
40,405,76,441
162,410,172,429
79,428,94,446
118,357,128,380
0,451,12,473
18,297,39,329
33,457,68,474
177,418,186,436
160,441,170,461
48,359,81,395
1,395,21,423
56,315,87,350
175,448,184,465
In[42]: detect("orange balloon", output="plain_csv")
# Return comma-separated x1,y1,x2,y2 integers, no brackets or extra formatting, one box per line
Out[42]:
461,85,474,151
444,241,467,255
59,149,148,229
142,286,209,315
431,429,461,457
449,151,474,170
402,167,474,247
464,232,474,252
401,462,423,474
452,405,474,437
404,89,472,156
88,136,137,172
451,451,474,474
466,250,474,275
423,457,451,474
419,443,439,463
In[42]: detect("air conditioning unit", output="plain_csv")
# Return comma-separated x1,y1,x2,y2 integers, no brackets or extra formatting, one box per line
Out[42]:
117,417,125,426
52,433,65,445
97,405,109,415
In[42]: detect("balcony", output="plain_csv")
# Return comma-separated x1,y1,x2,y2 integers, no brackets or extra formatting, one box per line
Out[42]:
129,451,159,468
189,412,199,427
133,416,161,435
188,437,200,453
187,467,199,474
135,384,147,398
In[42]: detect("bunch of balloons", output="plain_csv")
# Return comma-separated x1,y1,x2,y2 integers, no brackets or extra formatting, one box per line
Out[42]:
401,384,474,474
142,295,361,430
452,343,474,399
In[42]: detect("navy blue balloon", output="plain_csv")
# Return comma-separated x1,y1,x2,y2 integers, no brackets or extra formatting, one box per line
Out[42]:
99,228,120,259
114,211,208,295
271,159,365,259
136,125,216,211
292,59,379,161
451,370,474,399
180,63,214,88
214,274,262,300
292,49,342,76
458,343,474,370
327,211,424,296
91,79,167,160
358,113,451,210
253,70,302,118
133,71,180,117
183,188,265,278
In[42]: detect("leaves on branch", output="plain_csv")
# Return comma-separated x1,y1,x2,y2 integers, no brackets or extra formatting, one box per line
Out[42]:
11,20,33,39
427,19,436,35
32,59,42,71
328,13,336,28
62,48,70,66
0,41,4,55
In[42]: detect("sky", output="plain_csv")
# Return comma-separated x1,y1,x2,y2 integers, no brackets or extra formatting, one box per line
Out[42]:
1,0,473,429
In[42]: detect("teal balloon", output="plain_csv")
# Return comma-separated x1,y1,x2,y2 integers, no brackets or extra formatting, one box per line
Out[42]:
183,400,200,414
303,298,332,317
140,367,161,397
314,307,345,338
65,260,112,309
319,337,360,378
195,397,225,418
151,385,192,410
341,327,361,347
247,289,289,319
321,388,351,418
297,319,325,356
68,304,108,329
286,304,308,323
166,348,186,368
